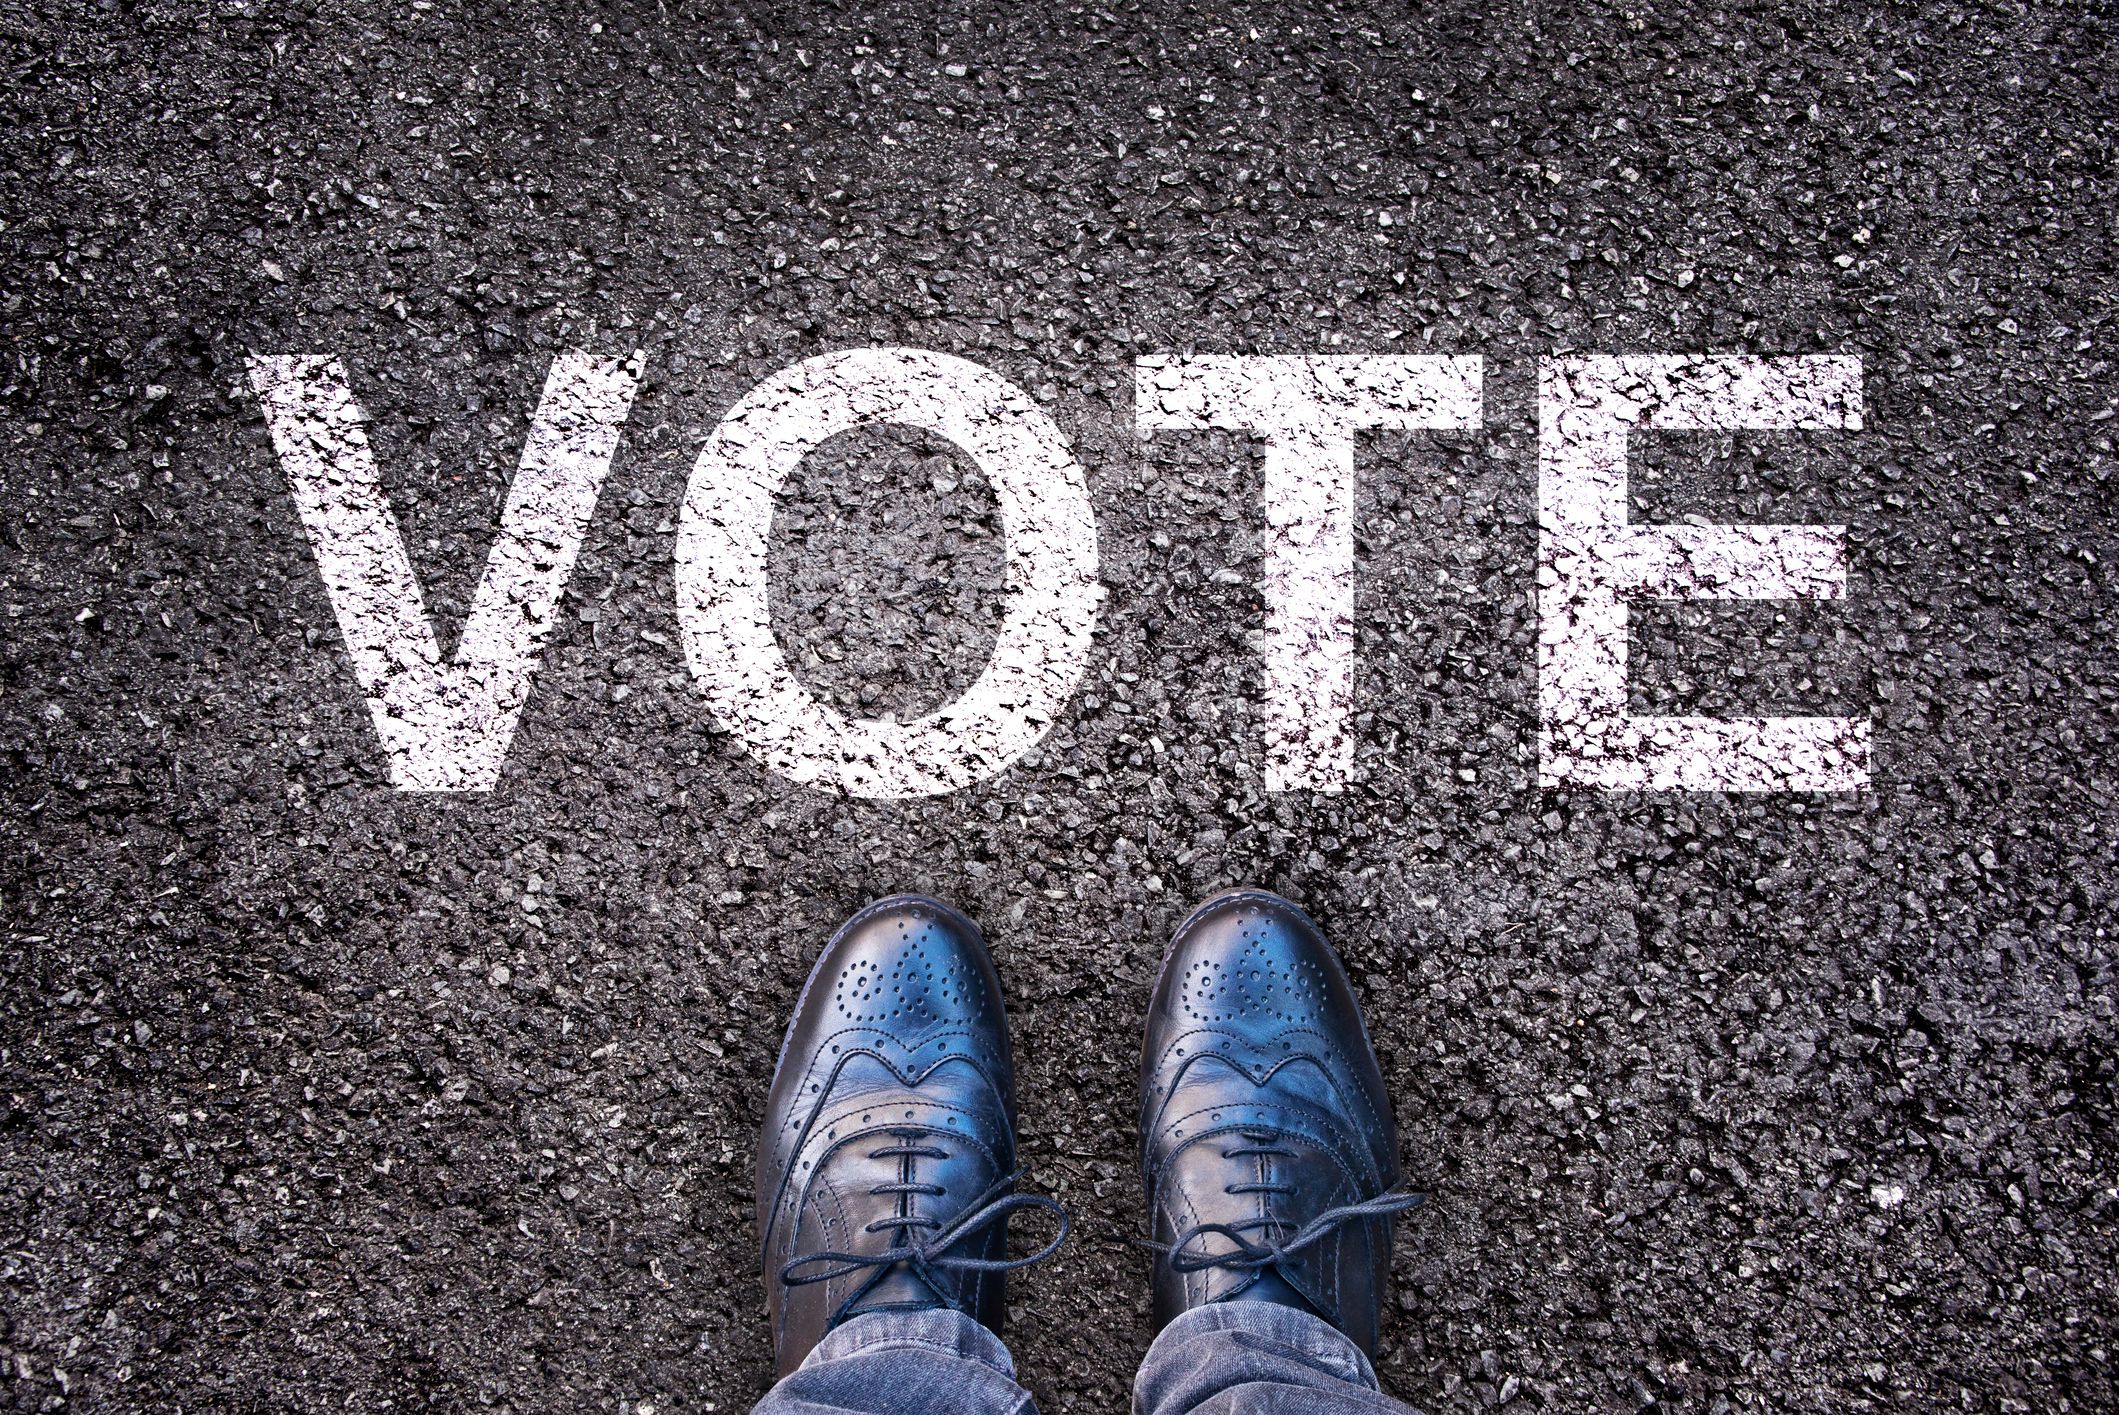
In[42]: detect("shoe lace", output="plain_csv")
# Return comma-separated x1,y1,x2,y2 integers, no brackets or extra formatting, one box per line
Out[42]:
1144,1134,1423,1276
780,1142,1070,1326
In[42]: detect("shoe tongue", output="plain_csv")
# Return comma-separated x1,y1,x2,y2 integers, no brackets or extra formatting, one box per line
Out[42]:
849,1261,949,1313
833,1125,961,1317
1230,1268,1325,1319
1163,1127,1344,1311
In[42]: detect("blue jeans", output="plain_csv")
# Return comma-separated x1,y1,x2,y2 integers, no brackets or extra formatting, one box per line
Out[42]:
752,1302,1419,1414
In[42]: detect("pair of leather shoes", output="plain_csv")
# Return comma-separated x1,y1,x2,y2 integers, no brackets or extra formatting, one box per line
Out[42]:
756,889,1416,1374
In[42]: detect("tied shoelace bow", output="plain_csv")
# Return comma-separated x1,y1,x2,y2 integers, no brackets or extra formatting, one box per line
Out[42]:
1149,1188,1424,1275
1142,1136,1423,1277
780,1146,1070,1324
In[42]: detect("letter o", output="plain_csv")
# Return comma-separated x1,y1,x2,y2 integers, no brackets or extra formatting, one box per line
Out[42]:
675,348,1102,798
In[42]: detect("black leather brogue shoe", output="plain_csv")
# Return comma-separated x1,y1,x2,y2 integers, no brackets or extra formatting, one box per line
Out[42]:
1140,889,1418,1353
758,896,1067,1374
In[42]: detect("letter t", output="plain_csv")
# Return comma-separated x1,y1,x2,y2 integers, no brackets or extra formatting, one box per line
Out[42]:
1137,355,1484,792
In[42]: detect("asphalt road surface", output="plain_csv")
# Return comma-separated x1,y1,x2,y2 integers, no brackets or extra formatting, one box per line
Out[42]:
3,2,2115,1411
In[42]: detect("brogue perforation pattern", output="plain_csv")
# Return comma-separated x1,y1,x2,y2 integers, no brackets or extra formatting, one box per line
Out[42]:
1176,905,1332,1028
828,909,988,1028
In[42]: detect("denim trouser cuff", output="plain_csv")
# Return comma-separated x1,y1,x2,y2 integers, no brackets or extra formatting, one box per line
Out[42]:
804,1308,1019,1382
1143,1301,1383,1392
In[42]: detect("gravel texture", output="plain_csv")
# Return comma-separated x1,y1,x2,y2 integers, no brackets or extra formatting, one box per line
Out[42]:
3,2,2115,1412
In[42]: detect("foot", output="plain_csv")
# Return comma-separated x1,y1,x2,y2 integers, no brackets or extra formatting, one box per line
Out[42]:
1139,889,1416,1354
758,896,1067,1374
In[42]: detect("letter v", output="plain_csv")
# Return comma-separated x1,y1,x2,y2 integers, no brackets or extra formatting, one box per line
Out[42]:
247,353,641,790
